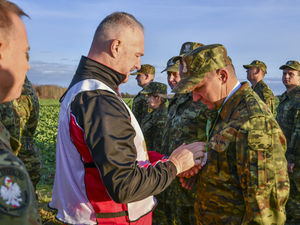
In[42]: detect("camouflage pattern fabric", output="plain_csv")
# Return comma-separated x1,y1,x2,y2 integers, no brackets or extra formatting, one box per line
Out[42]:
140,82,167,96
157,93,207,225
279,60,300,71
0,77,41,190
0,122,41,224
243,60,268,74
195,82,289,225
276,85,300,224
252,80,275,114
141,103,167,225
131,64,155,75
141,103,167,153
132,90,149,125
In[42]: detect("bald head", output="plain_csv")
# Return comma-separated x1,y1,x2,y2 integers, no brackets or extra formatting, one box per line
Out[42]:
0,0,29,44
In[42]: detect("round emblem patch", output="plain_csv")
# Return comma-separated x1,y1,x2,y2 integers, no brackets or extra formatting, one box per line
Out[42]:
0,166,31,216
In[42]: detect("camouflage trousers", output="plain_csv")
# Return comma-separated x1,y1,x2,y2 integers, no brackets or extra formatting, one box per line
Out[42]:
285,178,300,225
18,137,42,191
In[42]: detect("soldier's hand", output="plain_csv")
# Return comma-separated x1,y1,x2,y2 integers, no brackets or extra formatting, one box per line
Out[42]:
177,165,202,178
288,162,294,173
180,176,198,190
169,142,206,175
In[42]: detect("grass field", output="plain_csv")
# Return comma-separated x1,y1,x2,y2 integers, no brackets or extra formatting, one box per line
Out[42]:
35,97,279,224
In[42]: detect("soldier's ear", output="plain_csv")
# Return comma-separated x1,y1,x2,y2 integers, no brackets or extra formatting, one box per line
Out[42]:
217,69,228,84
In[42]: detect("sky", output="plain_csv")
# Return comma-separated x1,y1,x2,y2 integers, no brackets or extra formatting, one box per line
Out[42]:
14,0,300,96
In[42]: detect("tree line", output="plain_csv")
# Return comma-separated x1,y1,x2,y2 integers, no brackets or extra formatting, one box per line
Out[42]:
33,84,68,99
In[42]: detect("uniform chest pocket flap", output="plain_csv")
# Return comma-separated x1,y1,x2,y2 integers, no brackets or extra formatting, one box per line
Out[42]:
207,134,231,181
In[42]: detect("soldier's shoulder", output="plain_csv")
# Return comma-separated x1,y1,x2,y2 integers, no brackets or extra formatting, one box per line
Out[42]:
243,93,266,118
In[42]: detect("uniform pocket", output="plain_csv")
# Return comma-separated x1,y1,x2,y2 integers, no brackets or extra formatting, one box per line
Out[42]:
207,134,231,181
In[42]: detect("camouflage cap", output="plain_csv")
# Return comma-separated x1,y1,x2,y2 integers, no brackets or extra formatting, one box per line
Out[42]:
243,60,267,74
279,60,300,71
172,42,205,63
140,82,167,97
161,56,179,73
131,64,155,75
172,44,232,94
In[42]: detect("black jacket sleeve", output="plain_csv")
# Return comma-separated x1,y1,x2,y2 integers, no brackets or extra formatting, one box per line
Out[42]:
71,90,177,203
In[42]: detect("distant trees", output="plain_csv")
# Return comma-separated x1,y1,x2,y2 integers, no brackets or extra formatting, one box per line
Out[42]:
120,92,135,98
33,84,67,99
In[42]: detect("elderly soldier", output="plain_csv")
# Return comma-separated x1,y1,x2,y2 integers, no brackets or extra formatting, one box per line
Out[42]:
243,60,275,114
0,0,41,224
160,42,208,225
141,82,168,153
276,60,300,224
175,44,289,224
0,76,41,191
131,64,155,125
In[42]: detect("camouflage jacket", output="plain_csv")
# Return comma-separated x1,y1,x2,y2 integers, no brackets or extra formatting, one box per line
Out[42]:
252,80,275,114
0,122,41,224
195,82,289,225
161,93,208,206
132,90,148,125
0,77,39,155
276,85,300,179
141,103,167,152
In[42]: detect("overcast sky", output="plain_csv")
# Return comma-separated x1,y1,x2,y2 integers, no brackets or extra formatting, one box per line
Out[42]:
15,0,300,96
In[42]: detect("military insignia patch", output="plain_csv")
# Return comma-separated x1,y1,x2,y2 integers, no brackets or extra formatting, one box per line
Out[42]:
287,61,293,65
183,44,191,53
168,61,174,66
0,167,31,216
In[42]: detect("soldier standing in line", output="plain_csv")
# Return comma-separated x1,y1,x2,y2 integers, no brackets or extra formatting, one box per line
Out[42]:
0,0,41,224
159,42,208,225
176,44,289,225
141,82,168,153
243,60,275,114
0,76,42,191
276,60,300,225
131,64,155,125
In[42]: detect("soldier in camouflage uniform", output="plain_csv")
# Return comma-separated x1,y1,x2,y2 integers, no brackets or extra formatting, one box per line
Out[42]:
131,64,155,125
0,0,41,224
174,44,289,225
0,76,41,191
141,82,168,153
243,60,275,114
160,42,208,225
276,60,300,225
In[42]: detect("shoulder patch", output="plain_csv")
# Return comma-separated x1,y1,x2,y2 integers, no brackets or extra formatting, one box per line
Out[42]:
0,166,31,216
245,95,264,118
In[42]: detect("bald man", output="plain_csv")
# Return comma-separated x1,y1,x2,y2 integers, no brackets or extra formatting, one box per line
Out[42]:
49,12,206,225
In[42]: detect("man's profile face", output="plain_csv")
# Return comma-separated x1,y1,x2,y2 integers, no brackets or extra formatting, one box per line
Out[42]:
246,67,257,81
0,13,30,102
193,71,221,110
118,28,144,83
167,71,180,90
282,68,300,89
136,73,147,88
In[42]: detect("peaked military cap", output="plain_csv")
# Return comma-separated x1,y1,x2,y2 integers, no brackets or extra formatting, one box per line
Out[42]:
140,82,167,98
243,60,267,74
172,42,205,63
131,64,155,75
172,44,232,94
279,60,300,71
161,56,179,73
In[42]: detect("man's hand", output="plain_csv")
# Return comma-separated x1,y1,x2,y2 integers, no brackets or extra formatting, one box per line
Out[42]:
180,176,198,190
177,166,202,178
169,142,206,175
288,162,295,173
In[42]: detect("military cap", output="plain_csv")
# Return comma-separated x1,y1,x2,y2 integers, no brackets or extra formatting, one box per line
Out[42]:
243,60,267,74
172,44,232,94
131,64,155,75
279,60,300,71
161,56,179,73
140,82,167,98
172,42,205,63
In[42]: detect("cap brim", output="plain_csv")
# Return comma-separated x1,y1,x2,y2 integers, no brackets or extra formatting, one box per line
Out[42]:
279,65,298,70
130,72,140,75
161,65,179,73
243,65,252,69
172,74,205,94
